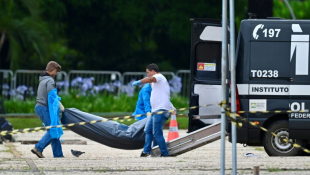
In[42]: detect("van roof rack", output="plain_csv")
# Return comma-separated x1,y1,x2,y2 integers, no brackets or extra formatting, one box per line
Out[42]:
248,13,257,19
266,17,282,19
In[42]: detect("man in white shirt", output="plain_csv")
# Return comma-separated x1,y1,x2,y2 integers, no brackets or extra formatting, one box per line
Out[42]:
132,63,171,157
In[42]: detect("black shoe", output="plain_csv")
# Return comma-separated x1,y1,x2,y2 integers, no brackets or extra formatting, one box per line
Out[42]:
140,152,151,157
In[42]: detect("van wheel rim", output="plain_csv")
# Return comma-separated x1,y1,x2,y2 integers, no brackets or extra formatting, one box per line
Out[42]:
271,128,294,154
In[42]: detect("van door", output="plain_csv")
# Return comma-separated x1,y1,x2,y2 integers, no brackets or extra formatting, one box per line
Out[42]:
188,18,227,132
288,22,310,139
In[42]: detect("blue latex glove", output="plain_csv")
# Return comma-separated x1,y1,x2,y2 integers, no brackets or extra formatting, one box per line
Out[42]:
132,80,141,87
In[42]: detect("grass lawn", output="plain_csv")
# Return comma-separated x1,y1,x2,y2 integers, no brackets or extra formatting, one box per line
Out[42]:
7,118,43,129
7,115,189,130
3,91,190,132
4,93,190,130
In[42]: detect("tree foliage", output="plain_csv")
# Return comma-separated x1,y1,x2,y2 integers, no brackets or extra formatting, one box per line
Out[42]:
0,0,52,70
7,0,305,72
0,0,77,70
60,0,248,72
274,0,310,19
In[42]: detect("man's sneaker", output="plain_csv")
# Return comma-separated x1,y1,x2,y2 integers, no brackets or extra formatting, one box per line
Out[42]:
140,152,151,157
31,147,45,158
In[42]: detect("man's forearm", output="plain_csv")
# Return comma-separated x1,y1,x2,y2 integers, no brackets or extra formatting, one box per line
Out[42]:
140,77,155,83
132,76,156,87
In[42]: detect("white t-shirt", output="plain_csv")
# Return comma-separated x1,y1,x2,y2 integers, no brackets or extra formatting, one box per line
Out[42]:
150,73,171,112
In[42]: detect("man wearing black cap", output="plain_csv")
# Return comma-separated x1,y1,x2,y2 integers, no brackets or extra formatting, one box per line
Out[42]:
31,61,65,158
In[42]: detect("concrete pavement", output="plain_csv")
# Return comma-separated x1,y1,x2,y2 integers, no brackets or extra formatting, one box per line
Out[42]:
0,130,309,174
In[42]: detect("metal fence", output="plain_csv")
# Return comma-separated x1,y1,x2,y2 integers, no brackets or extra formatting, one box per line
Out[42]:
121,72,147,96
68,70,122,96
0,69,190,100
122,72,146,85
161,72,175,81
121,71,177,96
0,70,14,100
13,70,68,100
176,70,190,98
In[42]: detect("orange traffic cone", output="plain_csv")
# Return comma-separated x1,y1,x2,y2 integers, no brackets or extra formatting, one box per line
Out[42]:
167,113,179,142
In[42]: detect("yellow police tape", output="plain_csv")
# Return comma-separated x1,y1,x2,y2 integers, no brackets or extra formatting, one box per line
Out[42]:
225,107,307,114
222,103,310,154
3,101,310,154
0,102,221,136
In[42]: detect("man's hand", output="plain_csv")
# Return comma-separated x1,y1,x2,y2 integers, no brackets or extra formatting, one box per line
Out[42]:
170,103,177,114
172,107,177,114
132,80,141,87
59,102,65,112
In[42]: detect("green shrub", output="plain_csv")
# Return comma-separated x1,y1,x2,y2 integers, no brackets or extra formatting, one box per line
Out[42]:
4,93,189,113
4,93,189,129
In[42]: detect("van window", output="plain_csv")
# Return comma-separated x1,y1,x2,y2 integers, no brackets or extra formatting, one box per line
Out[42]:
195,42,221,80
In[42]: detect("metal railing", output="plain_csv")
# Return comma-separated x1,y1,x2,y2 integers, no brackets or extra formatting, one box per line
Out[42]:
13,70,68,100
122,72,147,85
161,72,176,81
0,70,14,100
68,70,122,96
176,70,190,98
0,69,190,99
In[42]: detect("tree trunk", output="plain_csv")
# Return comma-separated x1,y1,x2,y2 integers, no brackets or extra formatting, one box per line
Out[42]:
0,30,6,52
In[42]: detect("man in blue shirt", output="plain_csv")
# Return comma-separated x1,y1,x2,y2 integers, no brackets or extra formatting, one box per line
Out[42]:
132,83,152,120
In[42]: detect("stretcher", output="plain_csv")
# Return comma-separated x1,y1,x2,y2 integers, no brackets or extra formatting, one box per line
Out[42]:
151,121,222,156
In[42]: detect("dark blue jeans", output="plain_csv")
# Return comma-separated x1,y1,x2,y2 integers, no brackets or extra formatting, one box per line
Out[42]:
143,109,170,156
35,105,63,158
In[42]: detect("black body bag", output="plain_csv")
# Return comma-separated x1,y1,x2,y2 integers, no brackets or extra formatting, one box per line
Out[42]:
61,108,147,150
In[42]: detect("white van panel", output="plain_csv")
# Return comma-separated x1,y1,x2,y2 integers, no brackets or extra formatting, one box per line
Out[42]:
237,84,310,96
237,84,249,95
194,84,222,124
199,26,222,41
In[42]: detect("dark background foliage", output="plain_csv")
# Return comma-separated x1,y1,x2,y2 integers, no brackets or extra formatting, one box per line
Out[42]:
1,0,308,72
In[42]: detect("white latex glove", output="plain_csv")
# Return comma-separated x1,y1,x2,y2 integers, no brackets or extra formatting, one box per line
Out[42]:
172,107,177,114
59,102,65,112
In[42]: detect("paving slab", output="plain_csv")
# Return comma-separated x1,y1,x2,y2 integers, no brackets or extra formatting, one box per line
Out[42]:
0,158,29,171
0,144,15,159
0,130,309,175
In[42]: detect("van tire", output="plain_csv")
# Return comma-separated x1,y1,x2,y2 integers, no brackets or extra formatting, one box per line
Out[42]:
263,120,304,156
